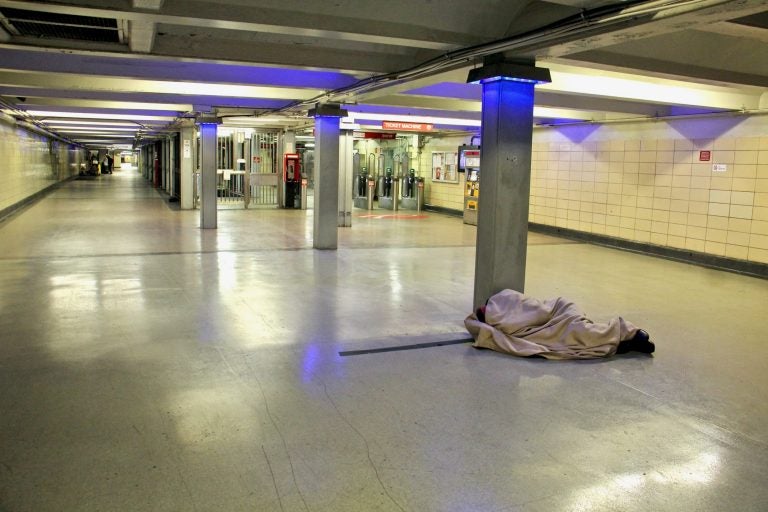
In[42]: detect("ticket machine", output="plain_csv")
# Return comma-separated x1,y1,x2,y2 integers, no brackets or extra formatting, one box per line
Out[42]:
283,153,303,209
460,145,481,225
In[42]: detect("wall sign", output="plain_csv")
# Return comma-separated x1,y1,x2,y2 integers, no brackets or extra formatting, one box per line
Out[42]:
353,131,397,139
183,139,191,159
712,164,727,172
699,150,711,161
382,121,434,132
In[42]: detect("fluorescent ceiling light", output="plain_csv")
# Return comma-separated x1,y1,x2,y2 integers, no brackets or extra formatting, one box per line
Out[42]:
348,106,600,126
26,111,175,121
221,116,305,127
52,127,140,133
41,120,143,127
74,139,133,142
21,98,192,111
0,70,323,100
541,62,761,110
346,112,481,127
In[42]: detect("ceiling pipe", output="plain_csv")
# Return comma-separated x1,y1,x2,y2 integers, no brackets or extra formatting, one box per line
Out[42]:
268,0,742,115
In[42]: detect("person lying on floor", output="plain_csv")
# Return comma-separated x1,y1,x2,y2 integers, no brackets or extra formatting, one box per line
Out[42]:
465,289,655,360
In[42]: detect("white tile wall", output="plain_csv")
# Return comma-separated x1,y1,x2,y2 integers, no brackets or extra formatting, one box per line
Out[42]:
531,118,768,265
419,115,768,266
0,121,84,213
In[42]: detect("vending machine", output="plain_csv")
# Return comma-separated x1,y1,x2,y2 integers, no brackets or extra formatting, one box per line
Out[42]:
459,145,481,225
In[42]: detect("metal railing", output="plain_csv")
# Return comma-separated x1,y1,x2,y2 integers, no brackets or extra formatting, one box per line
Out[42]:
193,169,280,209
217,169,245,206
193,130,281,209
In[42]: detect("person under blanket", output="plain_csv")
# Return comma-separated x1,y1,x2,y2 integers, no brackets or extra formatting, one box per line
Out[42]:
465,289,655,360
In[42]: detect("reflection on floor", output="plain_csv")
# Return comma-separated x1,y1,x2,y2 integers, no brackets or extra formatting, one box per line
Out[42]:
1,171,766,511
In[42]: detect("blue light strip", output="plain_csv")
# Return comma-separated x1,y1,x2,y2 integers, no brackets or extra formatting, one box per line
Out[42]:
470,75,547,85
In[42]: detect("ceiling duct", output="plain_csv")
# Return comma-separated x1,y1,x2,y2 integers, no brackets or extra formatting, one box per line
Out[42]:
0,7,119,43
269,0,751,115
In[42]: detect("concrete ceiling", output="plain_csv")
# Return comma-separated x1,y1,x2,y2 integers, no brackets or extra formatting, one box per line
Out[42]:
0,0,766,148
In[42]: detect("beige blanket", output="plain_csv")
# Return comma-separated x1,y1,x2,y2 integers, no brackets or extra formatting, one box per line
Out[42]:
465,289,639,360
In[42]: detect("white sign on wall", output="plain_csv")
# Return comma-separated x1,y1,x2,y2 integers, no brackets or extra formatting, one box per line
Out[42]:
183,139,191,159
712,164,727,172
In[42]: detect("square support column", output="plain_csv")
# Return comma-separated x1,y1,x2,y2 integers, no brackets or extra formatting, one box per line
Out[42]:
309,103,347,249
469,60,550,309
338,130,354,228
179,125,195,209
169,135,177,197
198,119,218,229
162,138,169,191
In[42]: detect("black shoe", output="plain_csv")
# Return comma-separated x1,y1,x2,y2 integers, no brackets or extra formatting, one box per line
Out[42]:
617,330,655,354
633,330,655,353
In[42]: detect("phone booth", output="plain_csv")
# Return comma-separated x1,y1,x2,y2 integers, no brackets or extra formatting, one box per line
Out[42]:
283,153,301,209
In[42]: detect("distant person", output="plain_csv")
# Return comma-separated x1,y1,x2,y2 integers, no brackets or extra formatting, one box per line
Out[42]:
89,154,99,175
466,289,655,360
105,154,114,174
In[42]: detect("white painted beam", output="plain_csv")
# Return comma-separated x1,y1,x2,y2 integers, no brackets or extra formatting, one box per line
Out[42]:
13,96,191,111
538,0,768,59
362,95,480,112
25,110,176,121
540,62,764,110
0,0,458,51
0,70,323,100
347,68,470,105
129,20,156,53
133,0,164,10
696,21,768,44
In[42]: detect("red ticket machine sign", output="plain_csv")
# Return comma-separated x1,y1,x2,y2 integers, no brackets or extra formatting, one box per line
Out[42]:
284,153,300,182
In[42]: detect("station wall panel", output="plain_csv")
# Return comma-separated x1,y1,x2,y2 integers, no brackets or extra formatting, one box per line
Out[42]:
0,120,84,215
531,115,768,265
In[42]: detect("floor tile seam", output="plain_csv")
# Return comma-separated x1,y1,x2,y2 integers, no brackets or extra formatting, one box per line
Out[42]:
528,241,584,246
0,246,315,262
0,244,484,263
334,331,472,353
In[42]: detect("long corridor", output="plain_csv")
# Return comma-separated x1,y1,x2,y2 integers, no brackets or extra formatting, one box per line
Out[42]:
1,170,767,511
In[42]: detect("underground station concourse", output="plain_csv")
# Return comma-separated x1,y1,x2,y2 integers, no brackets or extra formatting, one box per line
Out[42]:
1,1,768,511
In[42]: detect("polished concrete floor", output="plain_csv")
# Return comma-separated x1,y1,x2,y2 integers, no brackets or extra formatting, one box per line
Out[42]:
1,170,767,512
